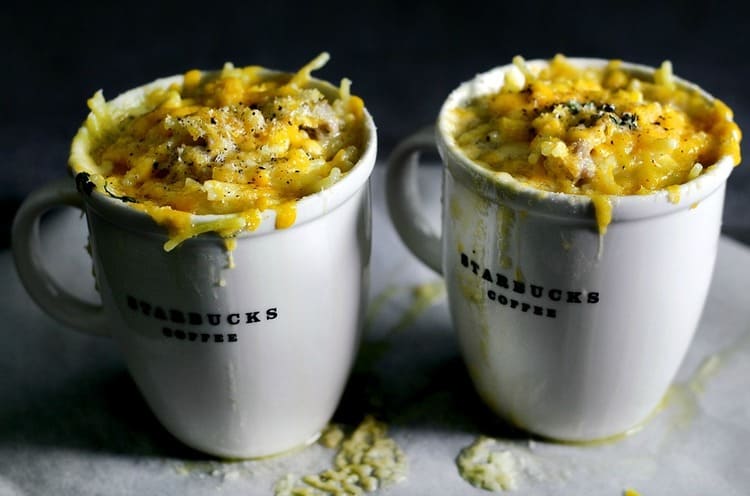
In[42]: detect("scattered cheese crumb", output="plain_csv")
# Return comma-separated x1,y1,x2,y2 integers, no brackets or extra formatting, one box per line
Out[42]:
319,424,345,449
275,416,407,496
457,437,522,491
456,436,549,492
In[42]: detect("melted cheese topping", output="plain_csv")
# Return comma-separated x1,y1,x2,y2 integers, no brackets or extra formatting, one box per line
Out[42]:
71,53,366,250
452,54,742,233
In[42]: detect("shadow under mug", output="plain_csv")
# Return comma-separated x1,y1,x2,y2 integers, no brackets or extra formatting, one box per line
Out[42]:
386,59,736,442
12,77,378,458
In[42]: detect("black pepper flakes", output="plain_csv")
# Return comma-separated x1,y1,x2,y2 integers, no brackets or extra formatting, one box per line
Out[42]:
621,112,637,129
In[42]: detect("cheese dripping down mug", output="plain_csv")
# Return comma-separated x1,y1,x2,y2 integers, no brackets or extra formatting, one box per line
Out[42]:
12,55,377,458
386,56,740,441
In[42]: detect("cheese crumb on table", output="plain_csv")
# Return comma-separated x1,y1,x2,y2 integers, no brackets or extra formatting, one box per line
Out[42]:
457,436,523,491
274,416,407,496
456,436,552,492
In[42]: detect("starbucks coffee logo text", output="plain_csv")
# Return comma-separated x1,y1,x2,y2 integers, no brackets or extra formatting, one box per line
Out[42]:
126,295,278,344
460,252,600,319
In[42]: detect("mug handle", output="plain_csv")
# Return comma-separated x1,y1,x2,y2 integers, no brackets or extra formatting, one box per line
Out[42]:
386,126,443,273
12,178,109,336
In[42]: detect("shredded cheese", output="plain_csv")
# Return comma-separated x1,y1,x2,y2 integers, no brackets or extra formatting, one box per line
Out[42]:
451,54,742,233
274,416,407,496
70,53,366,250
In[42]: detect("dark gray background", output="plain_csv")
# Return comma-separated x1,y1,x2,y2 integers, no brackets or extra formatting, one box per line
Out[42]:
4,0,749,246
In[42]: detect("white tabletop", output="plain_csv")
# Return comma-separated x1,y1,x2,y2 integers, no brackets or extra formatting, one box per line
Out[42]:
1,166,749,495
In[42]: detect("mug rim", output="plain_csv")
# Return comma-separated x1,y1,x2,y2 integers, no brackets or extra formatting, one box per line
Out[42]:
436,57,736,221
70,69,377,240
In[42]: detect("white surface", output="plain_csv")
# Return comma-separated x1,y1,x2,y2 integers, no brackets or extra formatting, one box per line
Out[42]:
1,166,749,495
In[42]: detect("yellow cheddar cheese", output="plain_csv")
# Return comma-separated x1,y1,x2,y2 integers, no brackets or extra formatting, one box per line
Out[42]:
452,55,742,233
70,53,366,250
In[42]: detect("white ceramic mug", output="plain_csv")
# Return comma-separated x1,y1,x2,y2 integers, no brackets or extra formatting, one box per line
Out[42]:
386,59,736,441
12,78,377,458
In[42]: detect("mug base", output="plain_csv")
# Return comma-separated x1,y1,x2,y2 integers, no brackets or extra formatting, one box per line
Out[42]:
498,392,670,445
168,429,324,460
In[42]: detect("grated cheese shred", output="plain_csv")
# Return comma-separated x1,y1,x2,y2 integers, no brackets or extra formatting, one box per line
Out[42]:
451,54,742,234
70,53,366,250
